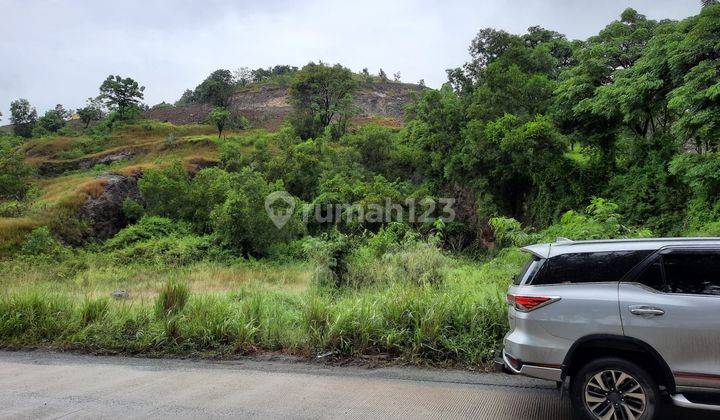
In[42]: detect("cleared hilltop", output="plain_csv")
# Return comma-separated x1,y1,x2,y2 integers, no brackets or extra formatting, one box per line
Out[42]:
145,80,424,129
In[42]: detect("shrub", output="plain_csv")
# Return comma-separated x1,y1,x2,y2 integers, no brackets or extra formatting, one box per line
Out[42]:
187,167,236,233
0,200,29,217
385,242,450,286
20,226,64,256
122,198,145,222
109,234,216,265
0,142,34,200
211,168,304,256
155,280,190,318
138,162,192,220
489,217,530,247
304,233,353,287
105,216,189,249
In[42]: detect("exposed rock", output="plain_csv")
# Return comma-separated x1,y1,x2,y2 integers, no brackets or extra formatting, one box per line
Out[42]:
143,102,213,126
143,82,424,129
38,149,139,177
111,289,130,300
79,173,143,240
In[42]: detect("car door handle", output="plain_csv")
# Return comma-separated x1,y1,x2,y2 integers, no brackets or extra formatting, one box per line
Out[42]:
629,305,665,316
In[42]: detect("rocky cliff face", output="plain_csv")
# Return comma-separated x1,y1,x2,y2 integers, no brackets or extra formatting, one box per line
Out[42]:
144,82,423,129
79,173,143,240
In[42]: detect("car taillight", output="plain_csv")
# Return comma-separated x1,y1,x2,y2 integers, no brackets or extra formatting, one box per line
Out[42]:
507,294,559,312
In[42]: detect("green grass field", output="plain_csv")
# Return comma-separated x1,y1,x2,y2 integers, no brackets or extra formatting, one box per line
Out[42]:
0,248,521,366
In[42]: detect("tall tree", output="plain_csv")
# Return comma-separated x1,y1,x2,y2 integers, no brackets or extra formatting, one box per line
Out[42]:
193,69,234,106
77,98,105,128
9,99,37,138
98,75,145,119
552,9,658,170
668,4,720,152
38,104,72,133
289,63,357,139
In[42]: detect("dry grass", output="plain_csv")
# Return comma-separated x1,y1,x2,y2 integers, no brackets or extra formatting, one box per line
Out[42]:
115,163,159,177
0,258,313,301
77,178,108,199
0,217,43,257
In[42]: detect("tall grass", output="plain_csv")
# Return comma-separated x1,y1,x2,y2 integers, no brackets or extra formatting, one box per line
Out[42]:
0,240,520,366
0,273,509,365
155,280,190,318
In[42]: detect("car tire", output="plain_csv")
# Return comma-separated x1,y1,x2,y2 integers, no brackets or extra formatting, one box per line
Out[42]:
570,357,659,420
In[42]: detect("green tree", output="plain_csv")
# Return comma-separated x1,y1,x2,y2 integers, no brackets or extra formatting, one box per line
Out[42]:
289,63,357,139
0,142,34,200
98,75,145,120
9,99,37,138
552,9,658,171
193,69,235,106
38,104,71,133
77,98,105,128
667,5,720,152
403,85,464,181
138,162,192,221
208,107,230,138
211,168,303,256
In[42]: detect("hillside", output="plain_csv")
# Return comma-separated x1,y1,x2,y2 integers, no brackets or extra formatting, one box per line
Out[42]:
145,81,424,129
1,5,719,369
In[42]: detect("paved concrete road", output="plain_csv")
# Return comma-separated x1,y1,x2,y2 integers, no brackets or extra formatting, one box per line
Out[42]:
0,351,715,419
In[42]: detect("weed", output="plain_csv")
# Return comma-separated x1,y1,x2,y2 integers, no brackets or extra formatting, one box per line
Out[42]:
155,280,190,318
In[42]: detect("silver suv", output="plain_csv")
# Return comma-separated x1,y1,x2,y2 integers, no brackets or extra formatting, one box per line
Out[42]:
500,237,720,419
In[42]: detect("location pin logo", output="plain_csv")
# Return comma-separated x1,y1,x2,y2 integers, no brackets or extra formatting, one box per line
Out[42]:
265,191,296,229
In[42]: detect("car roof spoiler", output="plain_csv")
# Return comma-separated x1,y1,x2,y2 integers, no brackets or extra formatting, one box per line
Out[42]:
521,243,551,259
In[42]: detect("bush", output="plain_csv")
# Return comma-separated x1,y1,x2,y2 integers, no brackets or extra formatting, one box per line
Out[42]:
122,198,145,222
304,233,353,287
155,280,190,318
138,163,192,220
20,226,64,256
0,200,29,217
385,242,450,286
211,168,304,256
105,216,189,249
0,142,34,200
109,234,217,265
345,239,450,287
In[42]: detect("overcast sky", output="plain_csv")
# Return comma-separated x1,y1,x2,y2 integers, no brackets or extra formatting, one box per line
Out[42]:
0,0,701,119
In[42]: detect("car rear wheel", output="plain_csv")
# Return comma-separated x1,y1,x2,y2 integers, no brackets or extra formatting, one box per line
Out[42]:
571,357,659,420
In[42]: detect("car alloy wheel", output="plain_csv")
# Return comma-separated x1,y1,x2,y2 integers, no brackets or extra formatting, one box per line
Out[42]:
584,369,646,420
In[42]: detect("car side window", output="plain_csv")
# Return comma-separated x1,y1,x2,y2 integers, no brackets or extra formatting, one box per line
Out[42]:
633,258,666,292
662,251,720,296
530,250,652,285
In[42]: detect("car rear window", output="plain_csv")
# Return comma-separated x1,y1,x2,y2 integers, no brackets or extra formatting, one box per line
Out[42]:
529,250,652,285
514,256,544,285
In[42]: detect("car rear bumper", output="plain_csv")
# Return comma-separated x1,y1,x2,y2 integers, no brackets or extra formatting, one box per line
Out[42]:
499,350,562,382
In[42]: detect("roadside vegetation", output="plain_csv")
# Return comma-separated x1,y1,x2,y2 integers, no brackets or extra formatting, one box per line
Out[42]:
1,4,719,367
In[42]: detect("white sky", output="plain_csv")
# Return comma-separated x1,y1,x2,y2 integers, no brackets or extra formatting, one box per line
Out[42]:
0,0,700,118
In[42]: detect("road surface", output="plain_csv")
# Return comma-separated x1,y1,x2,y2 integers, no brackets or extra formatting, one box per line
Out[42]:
0,351,714,419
